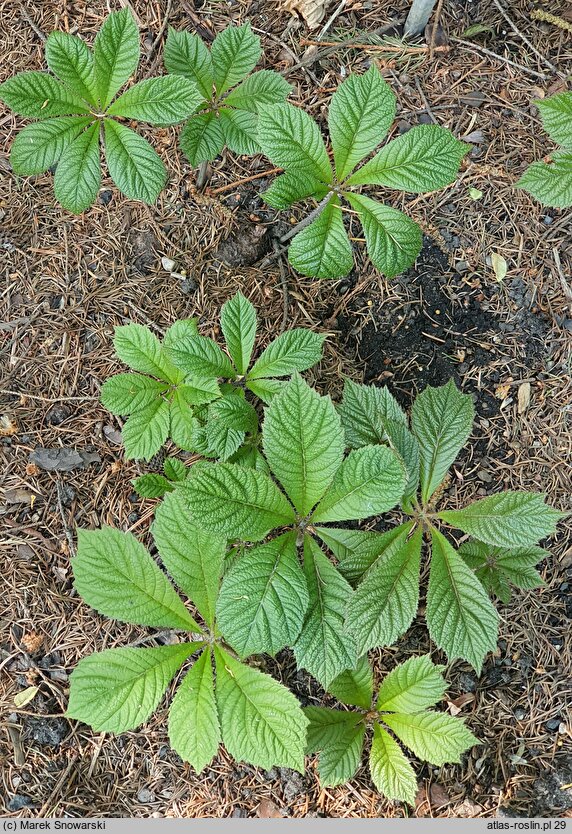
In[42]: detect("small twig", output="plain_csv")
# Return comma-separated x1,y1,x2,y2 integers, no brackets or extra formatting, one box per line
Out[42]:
0,390,97,402
210,167,283,196
0,316,31,332
147,0,172,74
56,482,76,558
317,0,347,40
428,0,444,62
280,192,334,243
414,77,438,124
553,248,572,306
273,241,290,334
492,0,561,76
19,5,46,41
299,37,448,54
451,37,549,80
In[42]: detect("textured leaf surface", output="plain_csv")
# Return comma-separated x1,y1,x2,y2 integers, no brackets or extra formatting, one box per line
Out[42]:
327,655,373,709
258,103,333,182
383,711,478,766
108,76,201,124
179,112,226,165
163,318,199,352
245,377,285,403
312,445,405,523
537,92,572,147
411,380,474,503
217,533,309,657
459,540,545,602
516,153,572,209
438,492,562,548
168,648,220,772
347,527,421,655
347,124,467,191
0,72,90,118
315,524,412,584
54,121,101,214
122,397,171,460
289,195,354,279
214,647,308,770
45,32,97,105
382,419,420,502
169,390,197,451
100,373,167,416
304,706,364,786
345,193,422,278
370,724,418,805
220,292,257,375
132,473,173,499
294,537,356,688
426,529,498,672
263,375,344,514
166,333,235,379
262,170,328,209
164,28,213,99
114,323,178,381
74,527,202,631
67,643,197,732
104,120,166,204
339,379,406,449
376,655,446,713
94,8,140,108
220,107,259,155
211,23,261,94
329,65,396,180
153,490,226,626
183,463,295,541
248,329,325,379
225,70,291,113
10,117,93,176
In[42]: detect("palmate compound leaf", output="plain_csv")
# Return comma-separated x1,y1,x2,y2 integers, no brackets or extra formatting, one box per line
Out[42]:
328,64,396,181
214,646,308,771
288,195,354,279
426,528,498,672
257,102,333,183
345,527,422,656
315,522,414,584
168,647,220,773
262,374,344,515
376,655,446,713
311,445,406,523
344,193,423,278
104,119,166,204
294,537,357,689
107,76,202,125
73,527,203,632
0,72,91,119
67,643,200,733
152,490,226,627
458,540,546,603
346,124,468,192
247,329,325,380
216,532,309,657
327,655,373,709
54,121,101,214
369,724,418,806
536,92,572,148
182,462,295,541
338,378,407,449
438,492,563,549
383,710,478,767
163,27,213,100
45,32,98,106
220,291,257,375
516,153,572,209
304,707,365,787
211,23,261,95
411,380,475,504
94,7,140,109
10,117,94,176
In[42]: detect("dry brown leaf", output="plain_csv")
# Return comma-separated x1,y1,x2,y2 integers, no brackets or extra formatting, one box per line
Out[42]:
495,383,511,400
0,414,18,436
491,252,508,282
21,632,44,654
448,692,475,714
430,783,450,808
283,0,326,30
517,382,531,414
257,799,282,818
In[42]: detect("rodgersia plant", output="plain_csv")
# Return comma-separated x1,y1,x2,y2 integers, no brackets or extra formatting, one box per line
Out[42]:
0,9,201,213
257,65,469,278
164,23,291,166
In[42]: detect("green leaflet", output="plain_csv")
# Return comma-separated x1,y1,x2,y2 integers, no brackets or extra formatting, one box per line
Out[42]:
262,171,329,209
214,646,308,771
304,707,365,787
426,528,498,672
516,152,572,209
132,473,174,499
438,491,563,548
166,333,236,380
315,523,414,584
10,117,93,176
73,527,203,632
263,375,344,515
164,27,213,100
108,76,201,125
45,32,98,105
211,23,261,95
220,292,257,375
94,7,140,108
0,71,90,118
113,323,179,382
225,70,292,113
459,540,545,603
257,102,333,183
248,329,325,379
536,91,572,147
152,490,226,627
219,107,259,155
339,379,407,449
216,532,309,657
122,397,171,460
169,390,197,451
67,643,200,733
54,121,101,214
288,195,354,280
104,120,166,204
327,655,374,709
383,711,478,767
370,724,418,806
101,374,168,415
376,655,446,713
168,648,220,772
245,377,285,403
180,112,226,166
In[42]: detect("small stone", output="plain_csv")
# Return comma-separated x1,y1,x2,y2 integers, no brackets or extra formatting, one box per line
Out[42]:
161,256,176,272
137,789,156,804
514,707,526,720
8,795,36,811
543,215,553,225
46,404,71,426
545,717,562,732
99,190,113,206
477,469,493,483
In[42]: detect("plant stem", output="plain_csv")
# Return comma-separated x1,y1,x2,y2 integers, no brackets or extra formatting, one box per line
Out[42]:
280,192,334,243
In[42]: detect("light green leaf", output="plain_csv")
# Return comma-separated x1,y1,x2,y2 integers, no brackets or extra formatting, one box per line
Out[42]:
258,102,333,183
217,532,309,657
289,195,354,279
54,121,101,214
347,124,468,191
383,710,478,767
345,193,422,278
101,373,167,416
346,527,421,655
516,152,572,208
74,527,202,631
108,76,201,124
163,458,188,482
0,71,90,118
411,380,475,504
248,329,325,380
376,655,446,713
94,7,140,108
208,392,257,431
104,120,166,204
339,379,406,448
178,379,221,407
229,444,270,473
166,333,236,379
163,27,213,100
183,462,295,541
169,390,197,451
225,70,292,112
263,375,344,514
202,420,243,461
220,292,257,375
45,32,97,105
10,117,93,176
426,528,498,672
312,445,405,523
122,397,171,460
214,646,308,770
113,323,178,382
67,643,198,733
537,92,572,148
163,318,199,352
132,473,174,499
168,648,220,772
294,537,357,688
153,490,226,627
211,23,261,95
438,491,562,548
329,65,396,181
245,377,285,403
179,112,226,166
219,107,259,155
315,523,413,584
327,655,373,709
262,170,328,209
369,724,418,805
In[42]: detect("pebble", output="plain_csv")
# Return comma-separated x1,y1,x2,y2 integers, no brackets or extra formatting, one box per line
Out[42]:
161,256,176,272
514,707,526,720
137,789,156,804
8,795,35,811
545,717,562,732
